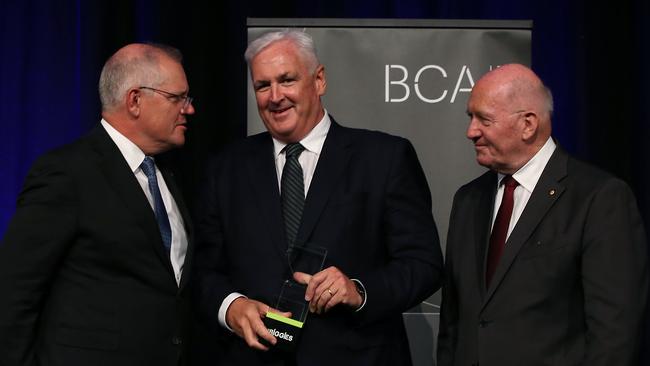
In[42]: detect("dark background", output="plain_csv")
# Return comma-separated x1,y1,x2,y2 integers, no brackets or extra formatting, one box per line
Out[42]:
2,0,649,363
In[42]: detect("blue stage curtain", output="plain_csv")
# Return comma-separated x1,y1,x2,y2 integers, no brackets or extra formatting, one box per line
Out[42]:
3,0,648,235
1,1,649,361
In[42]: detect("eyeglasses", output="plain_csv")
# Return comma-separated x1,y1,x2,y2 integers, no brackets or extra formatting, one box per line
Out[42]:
139,86,194,111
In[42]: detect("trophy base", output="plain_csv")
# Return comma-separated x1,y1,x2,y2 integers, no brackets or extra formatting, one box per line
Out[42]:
261,311,303,352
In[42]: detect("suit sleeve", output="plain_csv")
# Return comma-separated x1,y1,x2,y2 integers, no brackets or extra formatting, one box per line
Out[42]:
437,189,462,366
192,155,237,329
0,155,77,366
354,139,444,325
581,178,648,365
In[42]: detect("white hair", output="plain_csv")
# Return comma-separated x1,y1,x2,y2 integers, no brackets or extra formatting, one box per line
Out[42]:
244,29,319,73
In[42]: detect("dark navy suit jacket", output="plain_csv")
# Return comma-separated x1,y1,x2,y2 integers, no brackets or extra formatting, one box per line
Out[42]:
195,119,443,366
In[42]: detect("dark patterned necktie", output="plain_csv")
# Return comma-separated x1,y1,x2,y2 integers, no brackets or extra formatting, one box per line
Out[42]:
140,156,172,252
486,175,519,287
281,143,306,246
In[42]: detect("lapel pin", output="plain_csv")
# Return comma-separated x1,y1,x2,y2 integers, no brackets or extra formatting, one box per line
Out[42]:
549,189,556,196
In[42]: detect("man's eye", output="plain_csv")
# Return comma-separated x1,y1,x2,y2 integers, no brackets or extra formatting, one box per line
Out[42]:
479,118,492,126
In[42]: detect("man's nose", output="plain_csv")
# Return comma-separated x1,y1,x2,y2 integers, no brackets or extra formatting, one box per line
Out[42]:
466,118,481,141
182,100,195,115
269,84,283,103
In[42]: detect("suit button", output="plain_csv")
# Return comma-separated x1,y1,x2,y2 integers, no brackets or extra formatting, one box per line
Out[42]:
172,336,182,345
479,320,488,328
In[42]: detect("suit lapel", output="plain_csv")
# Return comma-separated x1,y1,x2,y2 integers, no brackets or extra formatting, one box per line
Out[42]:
245,135,287,257
475,172,498,299
159,165,193,291
482,148,568,306
90,127,175,276
295,121,351,246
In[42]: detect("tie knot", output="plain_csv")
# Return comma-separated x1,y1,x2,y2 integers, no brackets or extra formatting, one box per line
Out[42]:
284,143,305,158
140,156,157,179
502,175,519,189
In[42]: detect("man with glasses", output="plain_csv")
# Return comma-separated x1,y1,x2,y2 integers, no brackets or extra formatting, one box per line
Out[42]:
0,43,195,366
194,30,443,365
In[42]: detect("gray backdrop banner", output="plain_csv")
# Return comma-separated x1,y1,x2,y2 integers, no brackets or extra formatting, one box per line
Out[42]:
247,18,531,365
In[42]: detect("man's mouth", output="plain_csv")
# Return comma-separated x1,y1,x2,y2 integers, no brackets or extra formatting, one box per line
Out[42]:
270,105,292,115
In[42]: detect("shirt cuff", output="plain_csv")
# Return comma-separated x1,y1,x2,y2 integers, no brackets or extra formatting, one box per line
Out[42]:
350,278,367,312
218,292,246,331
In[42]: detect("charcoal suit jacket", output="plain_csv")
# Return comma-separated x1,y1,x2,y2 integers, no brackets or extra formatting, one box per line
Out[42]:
437,146,648,366
0,126,193,366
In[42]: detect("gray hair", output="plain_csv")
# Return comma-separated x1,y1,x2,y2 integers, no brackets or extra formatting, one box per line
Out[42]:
507,75,554,119
542,85,554,117
98,43,182,111
244,30,320,73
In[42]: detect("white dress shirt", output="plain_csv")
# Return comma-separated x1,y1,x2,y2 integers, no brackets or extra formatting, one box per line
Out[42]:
101,119,188,286
492,137,557,240
272,111,331,194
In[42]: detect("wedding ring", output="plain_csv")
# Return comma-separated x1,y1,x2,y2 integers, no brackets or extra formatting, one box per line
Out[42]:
327,288,334,296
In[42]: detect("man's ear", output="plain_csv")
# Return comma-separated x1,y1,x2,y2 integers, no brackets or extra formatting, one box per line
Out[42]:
314,64,327,96
126,88,141,117
521,111,539,141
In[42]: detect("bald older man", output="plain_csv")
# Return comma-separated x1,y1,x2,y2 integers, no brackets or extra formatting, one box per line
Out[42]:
437,64,648,366
0,43,195,366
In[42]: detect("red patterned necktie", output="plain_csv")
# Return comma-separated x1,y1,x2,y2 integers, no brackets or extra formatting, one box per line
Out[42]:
486,175,519,287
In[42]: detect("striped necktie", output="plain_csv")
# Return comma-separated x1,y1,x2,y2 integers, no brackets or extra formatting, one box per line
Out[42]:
281,143,306,246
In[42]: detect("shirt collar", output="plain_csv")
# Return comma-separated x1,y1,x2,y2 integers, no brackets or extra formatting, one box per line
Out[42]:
272,110,331,158
101,118,147,173
498,136,556,193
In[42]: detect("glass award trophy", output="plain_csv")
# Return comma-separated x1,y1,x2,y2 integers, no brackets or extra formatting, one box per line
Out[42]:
262,244,327,352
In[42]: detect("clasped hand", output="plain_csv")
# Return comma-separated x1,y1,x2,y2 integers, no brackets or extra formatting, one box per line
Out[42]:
293,266,362,314
226,266,361,351
225,297,290,351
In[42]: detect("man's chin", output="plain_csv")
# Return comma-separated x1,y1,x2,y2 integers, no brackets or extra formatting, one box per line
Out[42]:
475,156,494,170
263,118,296,134
169,135,186,148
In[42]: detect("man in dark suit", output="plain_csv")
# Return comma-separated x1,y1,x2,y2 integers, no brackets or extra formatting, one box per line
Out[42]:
437,63,648,366
0,43,195,366
194,30,443,365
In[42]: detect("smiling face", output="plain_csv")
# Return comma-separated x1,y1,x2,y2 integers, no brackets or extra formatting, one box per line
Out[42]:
466,80,527,173
465,64,555,174
250,39,326,143
136,54,195,154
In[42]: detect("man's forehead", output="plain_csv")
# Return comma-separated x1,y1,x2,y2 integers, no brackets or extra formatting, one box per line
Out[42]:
251,58,303,81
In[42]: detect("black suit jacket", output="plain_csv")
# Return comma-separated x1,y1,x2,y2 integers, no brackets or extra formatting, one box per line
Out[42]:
0,126,193,366
437,146,648,366
195,119,443,366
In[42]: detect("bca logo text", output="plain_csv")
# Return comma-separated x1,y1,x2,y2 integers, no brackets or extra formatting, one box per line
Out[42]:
385,65,496,103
